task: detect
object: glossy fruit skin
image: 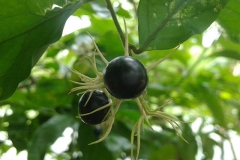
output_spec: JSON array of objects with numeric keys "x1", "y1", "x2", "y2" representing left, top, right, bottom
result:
[
  {"x1": 103, "y1": 56, "x2": 148, "y2": 99},
  {"x1": 78, "y1": 90, "x2": 110, "y2": 125}
]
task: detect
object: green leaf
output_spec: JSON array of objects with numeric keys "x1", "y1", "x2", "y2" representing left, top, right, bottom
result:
[
  {"x1": 31, "y1": 78, "x2": 73, "y2": 108},
  {"x1": 138, "y1": 0, "x2": 230, "y2": 51},
  {"x1": 26, "y1": 0, "x2": 78, "y2": 16},
  {"x1": 77, "y1": 122, "x2": 114, "y2": 160},
  {"x1": 98, "y1": 30, "x2": 124, "y2": 59},
  {"x1": 28, "y1": 115, "x2": 74, "y2": 160},
  {"x1": 209, "y1": 50, "x2": 240, "y2": 60},
  {"x1": 0, "y1": 0, "x2": 89, "y2": 100},
  {"x1": 7, "y1": 114, "x2": 29, "y2": 151},
  {"x1": 116, "y1": 5, "x2": 132, "y2": 18},
  {"x1": 201, "y1": 133, "x2": 218, "y2": 159},
  {"x1": 148, "y1": 144, "x2": 177, "y2": 160},
  {"x1": 200, "y1": 87, "x2": 226, "y2": 127},
  {"x1": 178, "y1": 124, "x2": 198, "y2": 160},
  {"x1": 218, "y1": 35, "x2": 240, "y2": 53},
  {"x1": 218, "y1": 0, "x2": 240, "y2": 42}
]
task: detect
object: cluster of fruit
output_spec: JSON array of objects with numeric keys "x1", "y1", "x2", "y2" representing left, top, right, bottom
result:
[{"x1": 70, "y1": 22, "x2": 184, "y2": 159}]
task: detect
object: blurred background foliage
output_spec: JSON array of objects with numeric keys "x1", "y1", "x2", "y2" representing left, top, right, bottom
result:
[{"x1": 1, "y1": 0, "x2": 240, "y2": 160}]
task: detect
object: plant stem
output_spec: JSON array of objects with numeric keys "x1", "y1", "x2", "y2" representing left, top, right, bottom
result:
[{"x1": 105, "y1": 0, "x2": 125, "y2": 47}]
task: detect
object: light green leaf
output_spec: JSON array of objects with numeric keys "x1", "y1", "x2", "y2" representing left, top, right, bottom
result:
[
  {"x1": 148, "y1": 144, "x2": 177, "y2": 160},
  {"x1": 209, "y1": 50, "x2": 240, "y2": 60},
  {"x1": 218, "y1": 35, "x2": 240, "y2": 53},
  {"x1": 218, "y1": 0, "x2": 240, "y2": 42},
  {"x1": 138, "y1": 0, "x2": 230, "y2": 51},
  {"x1": 0, "y1": 0, "x2": 89, "y2": 100},
  {"x1": 201, "y1": 87, "x2": 226, "y2": 127},
  {"x1": 28, "y1": 115, "x2": 74, "y2": 160}
]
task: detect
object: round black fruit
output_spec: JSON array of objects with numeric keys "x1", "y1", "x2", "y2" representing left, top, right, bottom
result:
[
  {"x1": 103, "y1": 56, "x2": 148, "y2": 99},
  {"x1": 79, "y1": 90, "x2": 110, "y2": 125}
]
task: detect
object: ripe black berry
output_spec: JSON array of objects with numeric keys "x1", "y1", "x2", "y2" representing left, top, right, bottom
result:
[
  {"x1": 79, "y1": 90, "x2": 110, "y2": 125},
  {"x1": 103, "y1": 56, "x2": 148, "y2": 99}
]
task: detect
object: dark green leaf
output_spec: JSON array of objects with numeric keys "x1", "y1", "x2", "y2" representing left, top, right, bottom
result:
[
  {"x1": 138, "y1": 0, "x2": 230, "y2": 51},
  {"x1": 28, "y1": 115, "x2": 74, "y2": 160},
  {"x1": 7, "y1": 115, "x2": 29, "y2": 151},
  {"x1": 77, "y1": 122, "x2": 114, "y2": 160},
  {"x1": 26, "y1": 0, "x2": 80, "y2": 15},
  {"x1": 178, "y1": 124, "x2": 198, "y2": 160},
  {"x1": 0, "y1": 0, "x2": 89, "y2": 100},
  {"x1": 201, "y1": 133, "x2": 218, "y2": 159},
  {"x1": 32, "y1": 78, "x2": 73, "y2": 108}
]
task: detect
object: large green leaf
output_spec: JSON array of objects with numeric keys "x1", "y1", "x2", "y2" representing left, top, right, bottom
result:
[
  {"x1": 138, "y1": 0, "x2": 230, "y2": 51},
  {"x1": 28, "y1": 115, "x2": 75, "y2": 160},
  {"x1": 218, "y1": 0, "x2": 240, "y2": 42},
  {"x1": 0, "y1": 0, "x2": 89, "y2": 100}
]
